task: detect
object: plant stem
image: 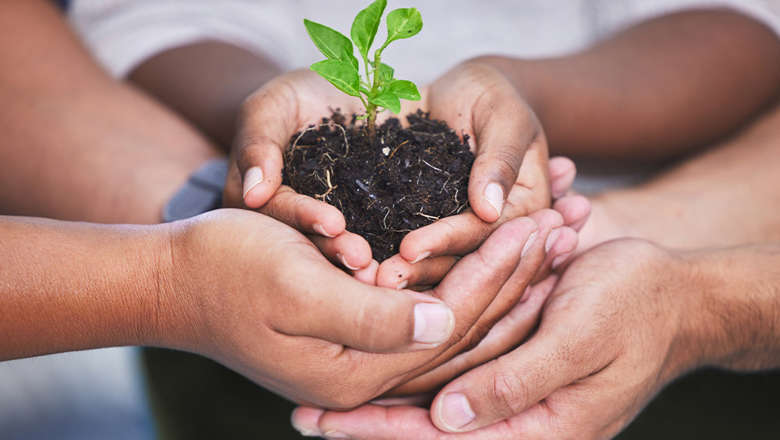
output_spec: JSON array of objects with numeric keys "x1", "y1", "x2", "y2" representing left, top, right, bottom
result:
[{"x1": 366, "y1": 103, "x2": 377, "y2": 140}]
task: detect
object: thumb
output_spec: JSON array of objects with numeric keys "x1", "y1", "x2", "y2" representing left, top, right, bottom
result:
[
  {"x1": 234, "y1": 80, "x2": 300, "y2": 208},
  {"x1": 236, "y1": 139, "x2": 285, "y2": 208},
  {"x1": 271, "y1": 264, "x2": 455, "y2": 353},
  {"x1": 430, "y1": 325, "x2": 583, "y2": 432},
  {"x1": 467, "y1": 74, "x2": 545, "y2": 223}
]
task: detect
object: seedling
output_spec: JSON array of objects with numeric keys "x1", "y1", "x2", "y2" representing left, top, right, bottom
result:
[{"x1": 304, "y1": 0, "x2": 422, "y2": 139}]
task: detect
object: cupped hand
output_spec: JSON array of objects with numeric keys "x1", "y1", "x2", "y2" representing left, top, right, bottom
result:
[
  {"x1": 159, "y1": 207, "x2": 557, "y2": 409},
  {"x1": 293, "y1": 239, "x2": 700, "y2": 439},
  {"x1": 375, "y1": 156, "x2": 586, "y2": 289},
  {"x1": 223, "y1": 69, "x2": 373, "y2": 272},
  {"x1": 374, "y1": 62, "x2": 552, "y2": 288},
  {"x1": 225, "y1": 62, "x2": 553, "y2": 280}
]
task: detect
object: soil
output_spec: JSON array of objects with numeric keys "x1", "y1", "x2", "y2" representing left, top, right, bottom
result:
[{"x1": 283, "y1": 110, "x2": 474, "y2": 262}]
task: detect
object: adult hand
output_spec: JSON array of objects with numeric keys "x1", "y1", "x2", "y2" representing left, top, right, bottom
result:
[
  {"x1": 157, "y1": 207, "x2": 556, "y2": 408},
  {"x1": 293, "y1": 239, "x2": 703, "y2": 438}
]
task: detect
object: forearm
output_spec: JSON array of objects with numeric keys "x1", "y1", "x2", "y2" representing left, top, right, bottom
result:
[
  {"x1": 585, "y1": 102, "x2": 780, "y2": 250},
  {"x1": 0, "y1": 1, "x2": 221, "y2": 224},
  {"x1": 0, "y1": 216, "x2": 167, "y2": 360},
  {"x1": 128, "y1": 41, "x2": 282, "y2": 149},
  {"x1": 684, "y1": 244, "x2": 780, "y2": 372},
  {"x1": 477, "y1": 9, "x2": 780, "y2": 160}
]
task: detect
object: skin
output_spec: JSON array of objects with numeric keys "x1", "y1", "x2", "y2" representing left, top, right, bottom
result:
[
  {"x1": 0, "y1": 209, "x2": 566, "y2": 407},
  {"x1": 192, "y1": 8, "x2": 779, "y2": 291},
  {"x1": 128, "y1": 41, "x2": 282, "y2": 149},
  {"x1": 478, "y1": 9, "x2": 780, "y2": 160},
  {"x1": 0, "y1": 1, "x2": 585, "y2": 409},
  {"x1": 292, "y1": 239, "x2": 780, "y2": 439},
  {"x1": 291, "y1": 82, "x2": 780, "y2": 440},
  {"x1": 0, "y1": 0, "x2": 221, "y2": 224},
  {"x1": 126, "y1": 10, "x2": 780, "y2": 163},
  {"x1": 0, "y1": 0, "x2": 585, "y2": 413},
  {"x1": 224, "y1": 65, "x2": 552, "y2": 287}
]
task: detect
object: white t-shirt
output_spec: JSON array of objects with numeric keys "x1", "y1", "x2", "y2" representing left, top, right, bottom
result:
[{"x1": 68, "y1": 0, "x2": 780, "y2": 82}]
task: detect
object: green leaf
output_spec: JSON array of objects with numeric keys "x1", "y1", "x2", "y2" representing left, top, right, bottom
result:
[
  {"x1": 304, "y1": 19, "x2": 359, "y2": 69},
  {"x1": 310, "y1": 59, "x2": 361, "y2": 97},
  {"x1": 351, "y1": 0, "x2": 386, "y2": 59},
  {"x1": 389, "y1": 80, "x2": 420, "y2": 100},
  {"x1": 369, "y1": 90, "x2": 401, "y2": 114},
  {"x1": 376, "y1": 63, "x2": 394, "y2": 83},
  {"x1": 385, "y1": 8, "x2": 423, "y2": 44}
]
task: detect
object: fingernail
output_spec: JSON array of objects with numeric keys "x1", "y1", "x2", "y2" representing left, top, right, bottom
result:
[
  {"x1": 242, "y1": 166, "x2": 263, "y2": 198},
  {"x1": 324, "y1": 431, "x2": 351, "y2": 439},
  {"x1": 397, "y1": 280, "x2": 409, "y2": 290},
  {"x1": 293, "y1": 426, "x2": 322, "y2": 437},
  {"x1": 440, "y1": 392, "x2": 476, "y2": 431},
  {"x1": 411, "y1": 251, "x2": 431, "y2": 264},
  {"x1": 552, "y1": 251, "x2": 573, "y2": 270},
  {"x1": 413, "y1": 303, "x2": 454, "y2": 344},
  {"x1": 313, "y1": 223, "x2": 335, "y2": 238},
  {"x1": 521, "y1": 231, "x2": 538, "y2": 258},
  {"x1": 545, "y1": 228, "x2": 561, "y2": 252},
  {"x1": 291, "y1": 418, "x2": 321, "y2": 437},
  {"x1": 484, "y1": 183, "x2": 504, "y2": 218},
  {"x1": 336, "y1": 252, "x2": 359, "y2": 270}
]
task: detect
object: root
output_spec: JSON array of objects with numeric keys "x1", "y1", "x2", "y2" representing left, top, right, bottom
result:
[{"x1": 315, "y1": 168, "x2": 338, "y2": 200}]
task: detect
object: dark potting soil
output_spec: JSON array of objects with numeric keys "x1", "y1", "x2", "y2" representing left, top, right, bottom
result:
[{"x1": 283, "y1": 110, "x2": 474, "y2": 262}]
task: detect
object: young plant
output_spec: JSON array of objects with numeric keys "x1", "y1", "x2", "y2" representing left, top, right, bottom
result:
[{"x1": 304, "y1": 0, "x2": 422, "y2": 139}]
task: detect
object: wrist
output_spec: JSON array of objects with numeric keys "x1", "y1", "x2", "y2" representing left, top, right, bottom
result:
[
  {"x1": 140, "y1": 221, "x2": 202, "y2": 352},
  {"x1": 682, "y1": 246, "x2": 780, "y2": 371}
]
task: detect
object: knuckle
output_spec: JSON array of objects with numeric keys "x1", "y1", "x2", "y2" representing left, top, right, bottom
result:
[
  {"x1": 459, "y1": 323, "x2": 492, "y2": 353},
  {"x1": 476, "y1": 149, "x2": 522, "y2": 185},
  {"x1": 354, "y1": 299, "x2": 404, "y2": 350},
  {"x1": 490, "y1": 365, "x2": 529, "y2": 417}
]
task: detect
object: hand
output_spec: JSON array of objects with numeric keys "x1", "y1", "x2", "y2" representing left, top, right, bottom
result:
[
  {"x1": 374, "y1": 156, "x2": 585, "y2": 289},
  {"x1": 223, "y1": 69, "x2": 374, "y2": 272},
  {"x1": 156, "y1": 207, "x2": 556, "y2": 408},
  {"x1": 374, "y1": 61, "x2": 551, "y2": 289},
  {"x1": 224, "y1": 62, "x2": 552, "y2": 279},
  {"x1": 293, "y1": 239, "x2": 702, "y2": 439}
]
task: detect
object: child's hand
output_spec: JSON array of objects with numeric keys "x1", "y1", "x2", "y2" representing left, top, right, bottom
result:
[
  {"x1": 374, "y1": 62, "x2": 558, "y2": 289},
  {"x1": 223, "y1": 70, "x2": 375, "y2": 272},
  {"x1": 224, "y1": 63, "x2": 560, "y2": 286}
]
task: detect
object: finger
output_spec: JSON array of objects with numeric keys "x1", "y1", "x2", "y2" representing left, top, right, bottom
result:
[
  {"x1": 553, "y1": 194, "x2": 591, "y2": 232},
  {"x1": 548, "y1": 156, "x2": 577, "y2": 199},
  {"x1": 290, "y1": 407, "x2": 325, "y2": 438},
  {"x1": 430, "y1": 327, "x2": 585, "y2": 432},
  {"x1": 389, "y1": 275, "x2": 557, "y2": 396},
  {"x1": 430, "y1": 216, "x2": 538, "y2": 329},
  {"x1": 316, "y1": 404, "x2": 446, "y2": 440},
  {"x1": 467, "y1": 80, "x2": 543, "y2": 224},
  {"x1": 315, "y1": 404, "x2": 528, "y2": 440},
  {"x1": 398, "y1": 210, "x2": 491, "y2": 263},
  {"x1": 370, "y1": 393, "x2": 433, "y2": 407},
  {"x1": 260, "y1": 185, "x2": 346, "y2": 237},
  {"x1": 398, "y1": 151, "x2": 549, "y2": 264},
  {"x1": 531, "y1": 225, "x2": 577, "y2": 284},
  {"x1": 309, "y1": 231, "x2": 373, "y2": 271},
  {"x1": 376, "y1": 254, "x2": 457, "y2": 290},
  {"x1": 235, "y1": 81, "x2": 299, "y2": 208},
  {"x1": 437, "y1": 209, "x2": 560, "y2": 352},
  {"x1": 272, "y1": 264, "x2": 456, "y2": 352},
  {"x1": 341, "y1": 217, "x2": 539, "y2": 385},
  {"x1": 352, "y1": 259, "x2": 379, "y2": 285}
]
